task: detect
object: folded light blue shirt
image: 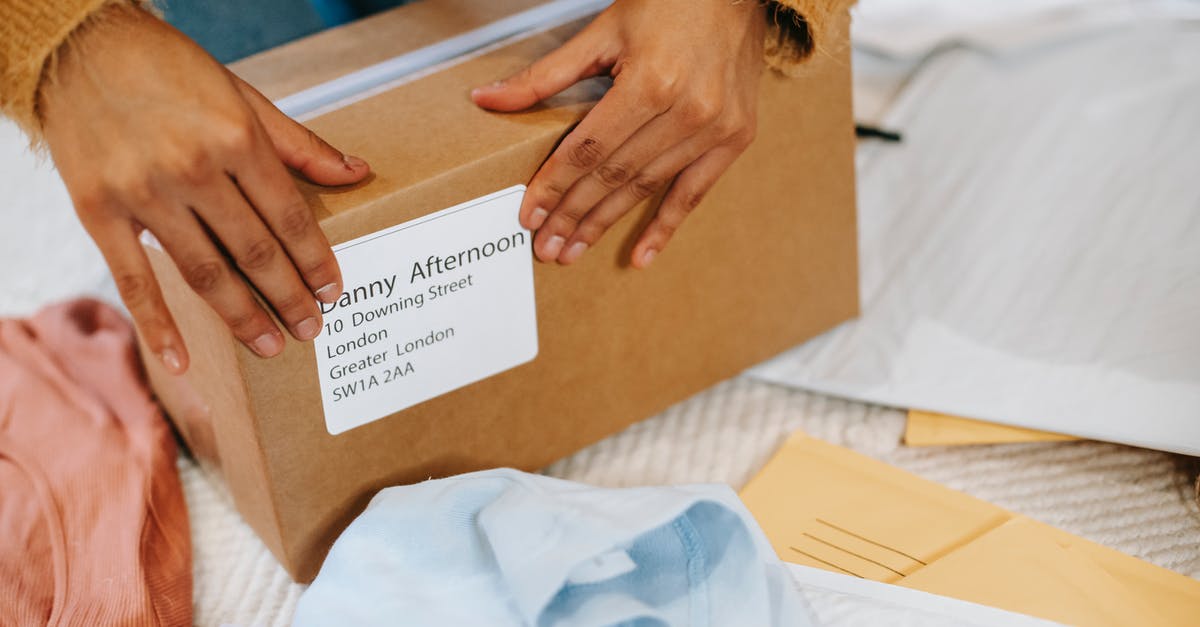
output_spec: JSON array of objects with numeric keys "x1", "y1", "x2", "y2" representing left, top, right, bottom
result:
[{"x1": 294, "y1": 468, "x2": 812, "y2": 626}]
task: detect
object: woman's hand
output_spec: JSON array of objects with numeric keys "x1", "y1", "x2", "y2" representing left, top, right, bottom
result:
[
  {"x1": 39, "y1": 5, "x2": 370, "y2": 375},
  {"x1": 472, "y1": 0, "x2": 765, "y2": 268}
]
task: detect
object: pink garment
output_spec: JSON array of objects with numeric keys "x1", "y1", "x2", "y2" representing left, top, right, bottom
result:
[{"x1": 0, "y1": 299, "x2": 191, "y2": 626}]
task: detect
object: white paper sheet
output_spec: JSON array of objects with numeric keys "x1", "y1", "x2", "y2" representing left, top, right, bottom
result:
[
  {"x1": 749, "y1": 22, "x2": 1200, "y2": 454},
  {"x1": 789, "y1": 564, "x2": 1062, "y2": 627},
  {"x1": 852, "y1": 0, "x2": 1200, "y2": 58}
]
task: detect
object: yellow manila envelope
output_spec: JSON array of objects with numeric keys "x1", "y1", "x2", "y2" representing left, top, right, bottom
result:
[
  {"x1": 905, "y1": 410, "x2": 1079, "y2": 446},
  {"x1": 740, "y1": 432, "x2": 1200, "y2": 626},
  {"x1": 897, "y1": 518, "x2": 1160, "y2": 626}
]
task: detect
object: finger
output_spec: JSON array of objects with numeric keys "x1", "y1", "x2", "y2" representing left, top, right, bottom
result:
[
  {"x1": 557, "y1": 137, "x2": 708, "y2": 265},
  {"x1": 470, "y1": 24, "x2": 609, "y2": 112},
  {"x1": 192, "y1": 177, "x2": 324, "y2": 341},
  {"x1": 152, "y1": 207, "x2": 287, "y2": 358},
  {"x1": 232, "y1": 73, "x2": 371, "y2": 186},
  {"x1": 528, "y1": 95, "x2": 660, "y2": 260},
  {"x1": 526, "y1": 81, "x2": 670, "y2": 260},
  {"x1": 229, "y1": 127, "x2": 343, "y2": 305},
  {"x1": 547, "y1": 102, "x2": 724, "y2": 264},
  {"x1": 89, "y1": 219, "x2": 189, "y2": 375},
  {"x1": 632, "y1": 145, "x2": 745, "y2": 269}
]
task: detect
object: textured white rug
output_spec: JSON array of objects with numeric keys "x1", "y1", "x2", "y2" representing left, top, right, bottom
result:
[{"x1": 185, "y1": 377, "x2": 1200, "y2": 625}]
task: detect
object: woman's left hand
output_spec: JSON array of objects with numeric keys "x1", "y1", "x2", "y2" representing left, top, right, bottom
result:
[{"x1": 471, "y1": 0, "x2": 766, "y2": 268}]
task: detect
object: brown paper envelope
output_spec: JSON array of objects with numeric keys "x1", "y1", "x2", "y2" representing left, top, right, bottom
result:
[
  {"x1": 1036, "y1": 522, "x2": 1200, "y2": 627},
  {"x1": 740, "y1": 432, "x2": 1010, "y2": 582},
  {"x1": 897, "y1": 517, "x2": 1163, "y2": 627},
  {"x1": 740, "y1": 431, "x2": 1200, "y2": 625},
  {"x1": 905, "y1": 410, "x2": 1080, "y2": 446}
]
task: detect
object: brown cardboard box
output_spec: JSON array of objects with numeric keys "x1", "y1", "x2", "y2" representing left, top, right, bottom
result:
[{"x1": 142, "y1": 0, "x2": 858, "y2": 581}]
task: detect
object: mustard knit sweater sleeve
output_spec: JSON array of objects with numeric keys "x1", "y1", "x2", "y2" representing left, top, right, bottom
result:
[
  {"x1": 765, "y1": 0, "x2": 856, "y2": 75},
  {"x1": 0, "y1": 1, "x2": 852, "y2": 144},
  {"x1": 0, "y1": 0, "x2": 138, "y2": 142}
]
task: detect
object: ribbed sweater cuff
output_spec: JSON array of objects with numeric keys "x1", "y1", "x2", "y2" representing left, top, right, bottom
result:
[{"x1": 765, "y1": 0, "x2": 855, "y2": 76}]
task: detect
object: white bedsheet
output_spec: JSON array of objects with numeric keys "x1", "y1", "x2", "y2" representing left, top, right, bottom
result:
[
  {"x1": 790, "y1": 564, "x2": 1061, "y2": 627},
  {"x1": 750, "y1": 21, "x2": 1200, "y2": 454},
  {"x1": 852, "y1": 0, "x2": 1200, "y2": 58}
]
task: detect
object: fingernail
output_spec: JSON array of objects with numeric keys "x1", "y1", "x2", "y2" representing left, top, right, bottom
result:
[
  {"x1": 295, "y1": 317, "x2": 321, "y2": 341},
  {"x1": 251, "y1": 332, "x2": 284, "y2": 357},
  {"x1": 342, "y1": 154, "x2": 367, "y2": 171},
  {"x1": 471, "y1": 81, "x2": 505, "y2": 97},
  {"x1": 314, "y1": 283, "x2": 340, "y2": 303},
  {"x1": 161, "y1": 348, "x2": 182, "y2": 374},
  {"x1": 543, "y1": 235, "x2": 566, "y2": 260},
  {"x1": 641, "y1": 248, "x2": 658, "y2": 267},
  {"x1": 561, "y1": 241, "x2": 588, "y2": 265},
  {"x1": 529, "y1": 207, "x2": 549, "y2": 230}
]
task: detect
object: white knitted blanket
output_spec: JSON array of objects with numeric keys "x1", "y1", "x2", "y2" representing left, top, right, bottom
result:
[{"x1": 184, "y1": 379, "x2": 1200, "y2": 625}]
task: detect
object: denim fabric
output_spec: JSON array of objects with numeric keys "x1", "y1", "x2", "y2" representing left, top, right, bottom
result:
[
  {"x1": 294, "y1": 469, "x2": 812, "y2": 627},
  {"x1": 161, "y1": 0, "x2": 411, "y2": 63}
]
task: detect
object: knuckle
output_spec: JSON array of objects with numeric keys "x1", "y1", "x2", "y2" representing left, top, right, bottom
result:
[
  {"x1": 555, "y1": 203, "x2": 588, "y2": 224},
  {"x1": 216, "y1": 118, "x2": 256, "y2": 153},
  {"x1": 517, "y1": 64, "x2": 552, "y2": 101},
  {"x1": 713, "y1": 115, "x2": 743, "y2": 141},
  {"x1": 640, "y1": 75, "x2": 679, "y2": 108},
  {"x1": 112, "y1": 175, "x2": 157, "y2": 208},
  {"x1": 539, "y1": 179, "x2": 568, "y2": 203},
  {"x1": 594, "y1": 161, "x2": 631, "y2": 188},
  {"x1": 171, "y1": 149, "x2": 212, "y2": 186},
  {"x1": 294, "y1": 128, "x2": 332, "y2": 167},
  {"x1": 183, "y1": 260, "x2": 225, "y2": 294},
  {"x1": 138, "y1": 313, "x2": 173, "y2": 341},
  {"x1": 272, "y1": 290, "x2": 313, "y2": 320},
  {"x1": 238, "y1": 238, "x2": 278, "y2": 271},
  {"x1": 72, "y1": 188, "x2": 111, "y2": 220},
  {"x1": 680, "y1": 189, "x2": 706, "y2": 214},
  {"x1": 304, "y1": 128, "x2": 328, "y2": 153},
  {"x1": 114, "y1": 272, "x2": 156, "y2": 309},
  {"x1": 734, "y1": 124, "x2": 758, "y2": 149},
  {"x1": 276, "y1": 201, "x2": 315, "y2": 240},
  {"x1": 572, "y1": 222, "x2": 606, "y2": 245},
  {"x1": 514, "y1": 65, "x2": 535, "y2": 85},
  {"x1": 226, "y1": 309, "x2": 263, "y2": 337},
  {"x1": 300, "y1": 255, "x2": 338, "y2": 283},
  {"x1": 681, "y1": 97, "x2": 722, "y2": 127},
  {"x1": 567, "y1": 136, "x2": 604, "y2": 169},
  {"x1": 720, "y1": 109, "x2": 757, "y2": 146},
  {"x1": 628, "y1": 175, "x2": 663, "y2": 201}
]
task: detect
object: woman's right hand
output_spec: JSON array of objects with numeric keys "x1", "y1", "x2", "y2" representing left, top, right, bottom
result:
[{"x1": 38, "y1": 4, "x2": 369, "y2": 375}]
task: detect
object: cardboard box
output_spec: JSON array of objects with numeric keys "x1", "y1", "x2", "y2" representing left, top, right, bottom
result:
[{"x1": 142, "y1": 0, "x2": 858, "y2": 581}]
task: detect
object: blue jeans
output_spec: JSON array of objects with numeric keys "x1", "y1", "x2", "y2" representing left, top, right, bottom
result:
[{"x1": 162, "y1": 0, "x2": 409, "y2": 63}]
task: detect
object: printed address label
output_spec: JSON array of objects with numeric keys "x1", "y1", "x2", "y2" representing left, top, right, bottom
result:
[{"x1": 314, "y1": 185, "x2": 538, "y2": 435}]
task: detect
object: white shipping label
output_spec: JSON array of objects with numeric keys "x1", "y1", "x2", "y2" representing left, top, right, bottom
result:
[{"x1": 314, "y1": 185, "x2": 537, "y2": 435}]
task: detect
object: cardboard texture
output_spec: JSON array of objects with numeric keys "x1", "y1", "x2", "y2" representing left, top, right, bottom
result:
[
  {"x1": 140, "y1": 1, "x2": 858, "y2": 581},
  {"x1": 905, "y1": 410, "x2": 1079, "y2": 446},
  {"x1": 740, "y1": 432, "x2": 1200, "y2": 626}
]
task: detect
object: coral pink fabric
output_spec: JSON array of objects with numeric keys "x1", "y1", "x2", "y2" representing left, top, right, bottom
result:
[{"x1": 0, "y1": 299, "x2": 190, "y2": 626}]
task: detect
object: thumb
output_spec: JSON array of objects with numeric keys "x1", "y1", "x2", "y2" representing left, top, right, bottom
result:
[
  {"x1": 232, "y1": 74, "x2": 371, "y2": 186},
  {"x1": 471, "y1": 28, "x2": 607, "y2": 112}
]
